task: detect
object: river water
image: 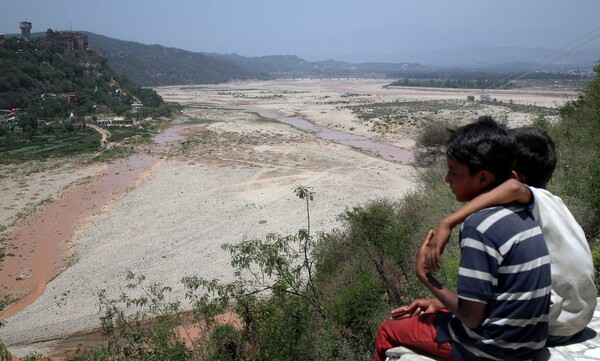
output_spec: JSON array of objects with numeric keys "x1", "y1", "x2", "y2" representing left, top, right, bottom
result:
[{"x1": 227, "y1": 105, "x2": 415, "y2": 164}]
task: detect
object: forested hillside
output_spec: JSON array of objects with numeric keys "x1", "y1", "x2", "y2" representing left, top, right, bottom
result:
[
  {"x1": 0, "y1": 36, "x2": 164, "y2": 116},
  {"x1": 0, "y1": 36, "x2": 173, "y2": 159},
  {"x1": 85, "y1": 32, "x2": 429, "y2": 85},
  {"x1": 86, "y1": 33, "x2": 269, "y2": 86}
]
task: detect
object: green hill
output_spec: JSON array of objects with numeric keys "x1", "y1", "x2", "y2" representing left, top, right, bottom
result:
[
  {"x1": 0, "y1": 36, "x2": 164, "y2": 116},
  {"x1": 86, "y1": 33, "x2": 269, "y2": 86},
  {"x1": 0, "y1": 35, "x2": 175, "y2": 160},
  {"x1": 84, "y1": 32, "x2": 429, "y2": 86}
]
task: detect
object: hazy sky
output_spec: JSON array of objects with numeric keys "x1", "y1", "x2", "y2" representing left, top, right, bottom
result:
[{"x1": 2, "y1": 0, "x2": 600, "y2": 61}]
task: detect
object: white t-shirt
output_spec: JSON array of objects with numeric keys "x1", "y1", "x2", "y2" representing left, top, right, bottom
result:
[{"x1": 529, "y1": 186, "x2": 597, "y2": 336}]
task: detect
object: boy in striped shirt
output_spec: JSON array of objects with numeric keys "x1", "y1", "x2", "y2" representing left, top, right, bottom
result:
[
  {"x1": 425, "y1": 126, "x2": 596, "y2": 346},
  {"x1": 374, "y1": 116, "x2": 552, "y2": 361}
]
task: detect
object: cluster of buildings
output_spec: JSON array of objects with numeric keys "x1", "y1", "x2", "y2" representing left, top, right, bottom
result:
[
  {"x1": 43, "y1": 28, "x2": 88, "y2": 52},
  {"x1": 15, "y1": 21, "x2": 88, "y2": 52}
]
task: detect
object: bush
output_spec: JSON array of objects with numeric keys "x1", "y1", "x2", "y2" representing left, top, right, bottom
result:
[
  {"x1": 236, "y1": 294, "x2": 316, "y2": 360},
  {"x1": 323, "y1": 267, "x2": 384, "y2": 346},
  {"x1": 0, "y1": 335, "x2": 11, "y2": 361},
  {"x1": 333, "y1": 199, "x2": 422, "y2": 305},
  {"x1": 207, "y1": 324, "x2": 240, "y2": 361},
  {"x1": 548, "y1": 65, "x2": 600, "y2": 239},
  {"x1": 414, "y1": 121, "x2": 453, "y2": 165}
]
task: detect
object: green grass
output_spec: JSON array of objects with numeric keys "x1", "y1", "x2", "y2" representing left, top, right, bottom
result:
[
  {"x1": 106, "y1": 125, "x2": 157, "y2": 143},
  {"x1": 186, "y1": 104, "x2": 280, "y2": 124},
  {"x1": 91, "y1": 146, "x2": 136, "y2": 162},
  {"x1": 0, "y1": 129, "x2": 101, "y2": 160},
  {"x1": 185, "y1": 117, "x2": 220, "y2": 125}
]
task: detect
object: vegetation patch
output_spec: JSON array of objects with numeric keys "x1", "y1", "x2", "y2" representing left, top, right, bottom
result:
[
  {"x1": 102, "y1": 124, "x2": 157, "y2": 144},
  {"x1": 0, "y1": 124, "x2": 100, "y2": 160},
  {"x1": 387, "y1": 75, "x2": 589, "y2": 90},
  {"x1": 479, "y1": 98, "x2": 559, "y2": 116},
  {"x1": 184, "y1": 104, "x2": 277, "y2": 125},
  {"x1": 184, "y1": 117, "x2": 219, "y2": 125},
  {"x1": 91, "y1": 146, "x2": 136, "y2": 162}
]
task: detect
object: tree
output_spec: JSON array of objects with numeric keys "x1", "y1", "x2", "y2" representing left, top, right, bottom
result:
[
  {"x1": 138, "y1": 88, "x2": 164, "y2": 108},
  {"x1": 40, "y1": 97, "x2": 69, "y2": 120}
]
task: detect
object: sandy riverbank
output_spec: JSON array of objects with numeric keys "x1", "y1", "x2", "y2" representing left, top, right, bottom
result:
[
  {"x1": 0, "y1": 79, "x2": 575, "y2": 357},
  {"x1": 159, "y1": 78, "x2": 575, "y2": 145}
]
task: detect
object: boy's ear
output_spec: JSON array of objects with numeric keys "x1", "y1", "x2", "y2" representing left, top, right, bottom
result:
[
  {"x1": 511, "y1": 171, "x2": 528, "y2": 183},
  {"x1": 477, "y1": 170, "x2": 496, "y2": 188}
]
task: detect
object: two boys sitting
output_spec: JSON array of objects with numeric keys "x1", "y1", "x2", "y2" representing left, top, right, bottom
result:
[{"x1": 374, "y1": 116, "x2": 596, "y2": 361}]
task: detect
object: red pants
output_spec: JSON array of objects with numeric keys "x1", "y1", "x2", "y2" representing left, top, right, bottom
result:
[{"x1": 374, "y1": 311, "x2": 453, "y2": 361}]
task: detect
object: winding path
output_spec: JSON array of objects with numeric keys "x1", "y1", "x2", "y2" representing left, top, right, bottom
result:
[{"x1": 87, "y1": 123, "x2": 112, "y2": 149}]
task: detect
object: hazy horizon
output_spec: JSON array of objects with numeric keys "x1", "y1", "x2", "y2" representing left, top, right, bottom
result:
[{"x1": 2, "y1": 0, "x2": 600, "y2": 63}]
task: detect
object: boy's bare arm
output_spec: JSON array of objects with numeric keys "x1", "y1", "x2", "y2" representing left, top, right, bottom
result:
[
  {"x1": 418, "y1": 231, "x2": 486, "y2": 329},
  {"x1": 425, "y1": 179, "x2": 532, "y2": 271}
]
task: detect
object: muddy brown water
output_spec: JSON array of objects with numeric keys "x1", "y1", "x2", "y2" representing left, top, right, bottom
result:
[{"x1": 0, "y1": 154, "x2": 159, "y2": 319}]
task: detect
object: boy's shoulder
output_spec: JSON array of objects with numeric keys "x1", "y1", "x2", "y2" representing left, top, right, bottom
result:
[
  {"x1": 463, "y1": 204, "x2": 534, "y2": 235},
  {"x1": 528, "y1": 186, "x2": 558, "y2": 200},
  {"x1": 465, "y1": 204, "x2": 528, "y2": 223},
  {"x1": 528, "y1": 185, "x2": 585, "y2": 234},
  {"x1": 528, "y1": 186, "x2": 569, "y2": 211}
]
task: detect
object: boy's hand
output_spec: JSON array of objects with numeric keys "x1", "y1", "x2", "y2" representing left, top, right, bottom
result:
[
  {"x1": 390, "y1": 298, "x2": 440, "y2": 319},
  {"x1": 425, "y1": 222, "x2": 453, "y2": 272},
  {"x1": 416, "y1": 230, "x2": 434, "y2": 282}
]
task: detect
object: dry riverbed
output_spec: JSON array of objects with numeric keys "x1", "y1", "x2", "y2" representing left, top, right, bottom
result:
[{"x1": 0, "y1": 79, "x2": 575, "y2": 357}]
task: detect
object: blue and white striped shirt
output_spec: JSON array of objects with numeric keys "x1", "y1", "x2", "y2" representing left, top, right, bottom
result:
[{"x1": 449, "y1": 205, "x2": 551, "y2": 361}]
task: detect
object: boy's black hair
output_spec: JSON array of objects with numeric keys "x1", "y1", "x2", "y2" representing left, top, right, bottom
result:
[
  {"x1": 510, "y1": 127, "x2": 557, "y2": 188},
  {"x1": 446, "y1": 116, "x2": 517, "y2": 186}
]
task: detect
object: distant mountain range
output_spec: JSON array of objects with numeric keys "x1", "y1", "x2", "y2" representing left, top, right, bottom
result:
[
  {"x1": 83, "y1": 33, "x2": 428, "y2": 86},
  {"x1": 85, "y1": 34, "x2": 600, "y2": 86},
  {"x1": 14, "y1": 31, "x2": 600, "y2": 86},
  {"x1": 372, "y1": 46, "x2": 600, "y2": 68}
]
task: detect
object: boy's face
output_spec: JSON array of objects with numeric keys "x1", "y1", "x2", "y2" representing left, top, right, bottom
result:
[{"x1": 445, "y1": 156, "x2": 493, "y2": 202}]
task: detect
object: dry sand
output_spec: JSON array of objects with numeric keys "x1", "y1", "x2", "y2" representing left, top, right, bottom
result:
[{"x1": 0, "y1": 79, "x2": 575, "y2": 357}]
